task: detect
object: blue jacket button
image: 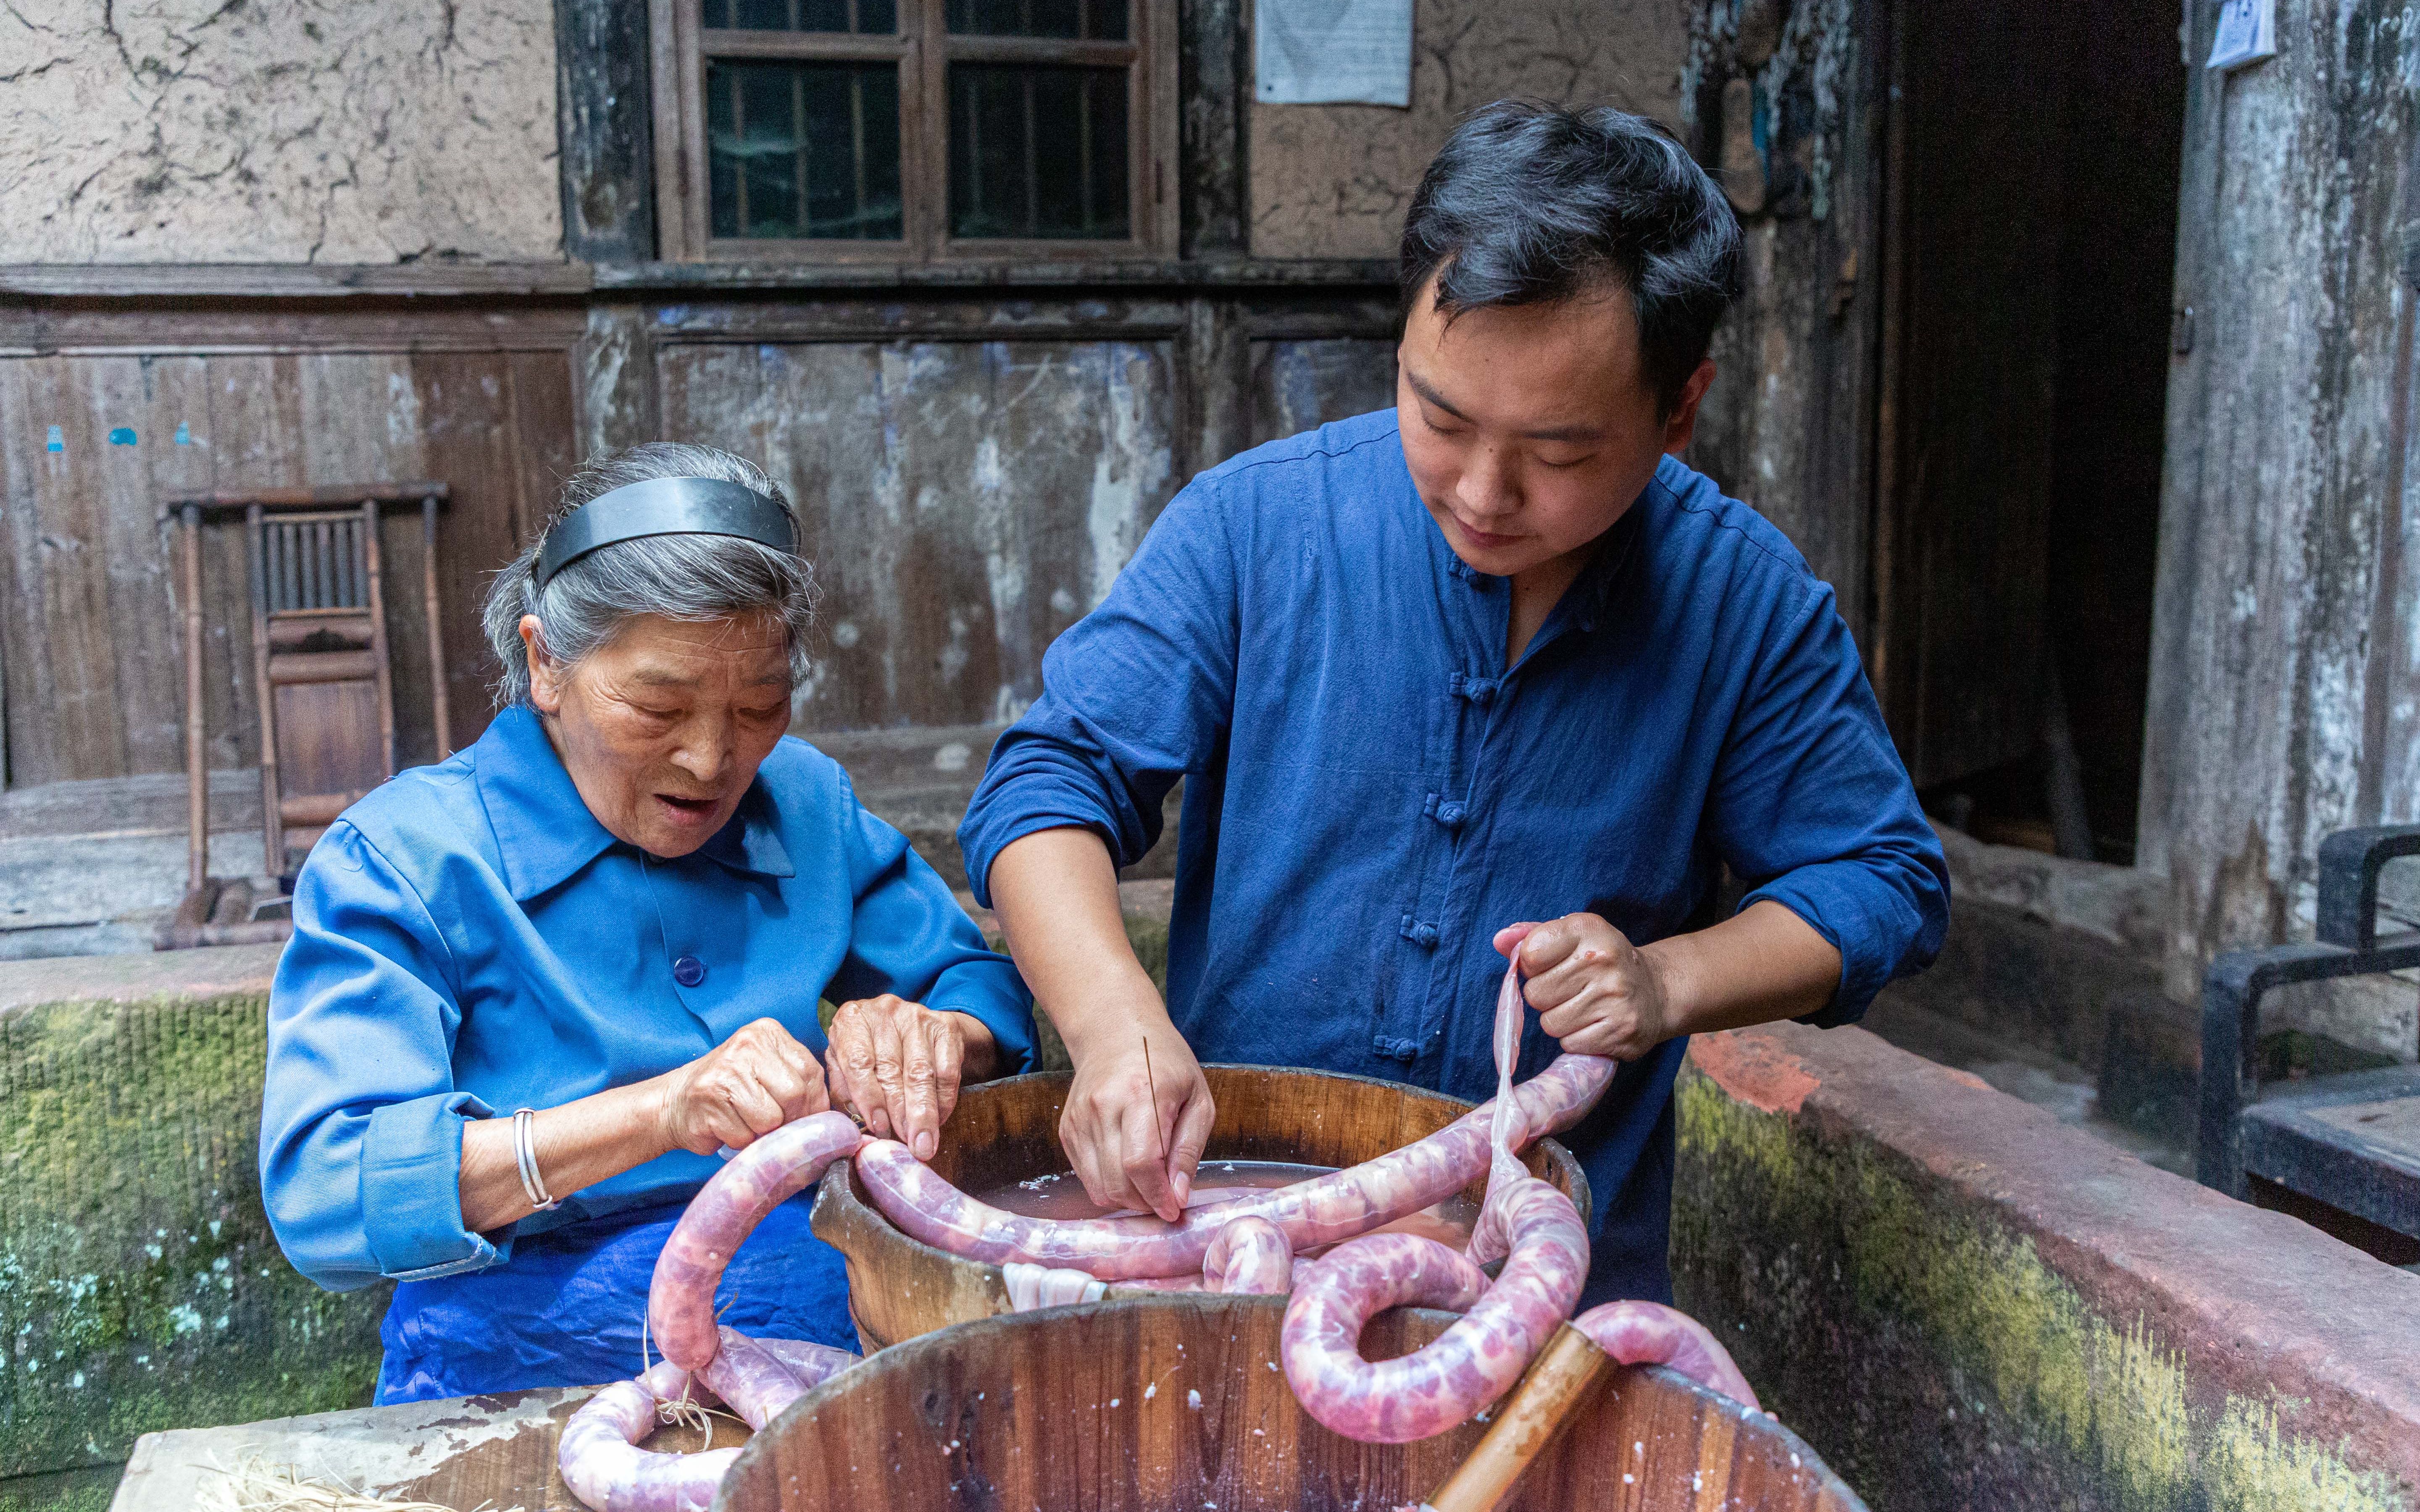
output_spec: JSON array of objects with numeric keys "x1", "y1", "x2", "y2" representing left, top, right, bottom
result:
[
  {"x1": 1436, "y1": 801, "x2": 1467, "y2": 830},
  {"x1": 673, "y1": 955, "x2": 707, "y2": 988}
]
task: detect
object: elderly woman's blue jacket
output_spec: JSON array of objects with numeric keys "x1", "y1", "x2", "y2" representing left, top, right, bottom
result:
[{"x1": 260, "y1": 704, "x2": 1036, "y2": 1293}]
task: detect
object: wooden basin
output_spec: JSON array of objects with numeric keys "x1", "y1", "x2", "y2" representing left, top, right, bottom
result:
[
  {"x1": 712, "y1": 1293, "x2": 1866, "y2": 1512},
  {"x1": 810, "y1": 1063, "x2": 1590, "y2": 1352}
]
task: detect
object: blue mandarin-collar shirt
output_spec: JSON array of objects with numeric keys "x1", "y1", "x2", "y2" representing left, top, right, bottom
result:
[
  {"x1": 263, "y1": 704, "x2": 1036, "y2": 1294},
  {"x1": 960, "y1": 410, "x2": 1948, "y2": 1305}
]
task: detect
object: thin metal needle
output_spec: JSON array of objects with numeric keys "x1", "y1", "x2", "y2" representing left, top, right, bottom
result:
[{"x1": 1142, "y1": 1035, "x2": 1167, "y2": 1166}]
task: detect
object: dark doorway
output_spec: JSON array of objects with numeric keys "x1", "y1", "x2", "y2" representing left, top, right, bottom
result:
[{"x1": 1874, "y1": 0, "x2": 2185, "y2": 863}]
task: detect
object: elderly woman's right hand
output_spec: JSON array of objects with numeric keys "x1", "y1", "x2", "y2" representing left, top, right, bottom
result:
[{"x1": 654, "y1": 1018, "x2": 833, "y2": 1156}]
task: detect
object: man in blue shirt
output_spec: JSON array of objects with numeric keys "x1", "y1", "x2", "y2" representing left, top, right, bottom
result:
[{"x1": 958, "y1": 101, "x2": 1948, "y2": 1305}]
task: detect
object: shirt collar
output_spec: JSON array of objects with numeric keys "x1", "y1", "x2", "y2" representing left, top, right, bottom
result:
[
  {"x1": 1568, "y1": 483, "x2": 1650, "y2": 631},
  {"x1": 472, "y1": 706, "x2": 794, "y2": 901},
  {"x1": 693, "y1": 782, "x2": 795, "y2": 880}
]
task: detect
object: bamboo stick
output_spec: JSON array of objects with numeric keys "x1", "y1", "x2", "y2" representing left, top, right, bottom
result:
[{"x1": 1420, "y1": 1323, "x2": 1611, "y2": 1512}]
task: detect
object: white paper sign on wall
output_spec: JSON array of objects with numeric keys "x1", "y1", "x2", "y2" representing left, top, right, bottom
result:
[
  {"x1": 2207, "y1": 0, "x2": 2277, "y2": 71},
  {"x1": 1255, "y1": 0, "x2": 1413, "y2": 107}
]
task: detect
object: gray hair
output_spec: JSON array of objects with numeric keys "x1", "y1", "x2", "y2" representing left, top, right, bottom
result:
[{"x1": 483, "y1": 443, "x2": 816, "y2": 709}]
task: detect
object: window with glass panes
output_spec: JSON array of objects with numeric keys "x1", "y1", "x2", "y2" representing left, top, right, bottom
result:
[{"x1": 653, "y1": 0, "x2": 1171, "y2": 258}]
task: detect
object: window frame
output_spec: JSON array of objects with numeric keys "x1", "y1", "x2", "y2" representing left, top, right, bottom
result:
[{"x1": 650, "y1": 0, "x2": 1177, "y2": 263}]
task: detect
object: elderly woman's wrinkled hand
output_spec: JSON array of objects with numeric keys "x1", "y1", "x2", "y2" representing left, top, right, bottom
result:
[
  {"x1": 654, "y1": 1017, "x2": 834, "y2": 1156},
  {"x1": 826, "y1": 995, "x2": 1000, "y2": 1162}
]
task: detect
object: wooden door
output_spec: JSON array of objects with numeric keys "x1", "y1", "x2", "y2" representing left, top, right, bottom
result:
[{"x1": 1869, "y1": 0, "x2": 2068, "y2": 788}]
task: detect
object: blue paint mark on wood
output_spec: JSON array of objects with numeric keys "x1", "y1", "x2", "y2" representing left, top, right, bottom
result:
[
  {"x1": 108, "y1": 427, "x2": 138, "y2": 446},
  {"x1": 45, "y1": 425, "x2": 63, "y2": 453},
  {"x1": 175, "y1": 423, "x2": 192, "y2": 446}
]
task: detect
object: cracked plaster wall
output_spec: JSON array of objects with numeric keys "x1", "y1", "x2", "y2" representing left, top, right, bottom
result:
[
  {"x1": 1247, "y1": 0, "x2": 1687, "y2": 260},
  {"x1": 0, "y1": 0, "x2": 562, "y2": 265}
]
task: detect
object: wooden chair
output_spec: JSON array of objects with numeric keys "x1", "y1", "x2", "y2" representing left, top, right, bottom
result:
[
  {"x1": 2198, "y1": 824, "x2": 2420, "y2": 1245},
  {"x1": 157, "y1": 484, "x2": 450, "y2": 948}
]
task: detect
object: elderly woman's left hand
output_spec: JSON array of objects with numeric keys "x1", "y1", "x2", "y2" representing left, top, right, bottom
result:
[{"x1": 826, "y1": 995, "x2": 1001, "y2": 1161}]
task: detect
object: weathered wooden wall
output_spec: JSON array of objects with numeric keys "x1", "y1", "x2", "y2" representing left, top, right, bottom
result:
[
  {"x1": 2139, "y1": 0, "x2": 2420, "y2": 1002},
  {"x1": 0, "y1": 310, "x2": 581, "y2": 788},
  {"x1": 1679, "y1": 0, "x2": 1881, "y2": 640},
  {"x1": 0, "y1": 282, "x2": 1397, "y2": 792},
  {"x1": 657, "y1": 322, "x2": 1182, "y2": 730},
  {"x1": 1252, "y1": 337, "x2": 1397, "y2": 446},
  {"x1": 578, "y1": 284, "x2": 1399, "y2": 735}
]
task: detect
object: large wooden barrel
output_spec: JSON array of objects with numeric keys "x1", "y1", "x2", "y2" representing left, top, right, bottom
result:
[
  {"x1": 713, "y1": 1293, "x2": 1865, "y2": 1512},
  {"x1": 810, "y1": 1064, "x2": 1589, "y2": 1352}
]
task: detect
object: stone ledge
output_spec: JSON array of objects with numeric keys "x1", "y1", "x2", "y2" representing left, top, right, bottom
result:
[
  {"x1": 1675, "y1": 1020, "x2": 2420, "y2": 1510},
  {"x1": 0, "y1": 943, "x2": 280, "y2": 1017},
  {"x1": 1935, "y1": 821, "x2": 2169, "y2": 956}
]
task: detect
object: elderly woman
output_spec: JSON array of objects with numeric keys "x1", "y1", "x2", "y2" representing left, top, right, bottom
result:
[{"x1": 260, "y1": 443, "x2": 1034, "y2": 1402}]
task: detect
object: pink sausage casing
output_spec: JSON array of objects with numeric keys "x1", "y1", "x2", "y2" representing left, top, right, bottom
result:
[
  {"x1": 562, "y1": 1331, "x2": 857, "y2": 1512},
  {"x1": 557, "y1": 1360, "x2": 736, "y2": 1512},
  {"x1": 647, "y1": 1110, "x2": 866, "y2": 1372},
  {"x1": 1572, "y1": 1301, "x2": 1762, "y2": 1412},
  {"x1": 854, "y1": 1052, "x2": 1613, "y2": 1281},
  {"x1": 694, "y1": 1326, "x2": 858, "y2": 1429},
  {"x1": 1280, "y1": 1176, "x2": 1589, "y2": 1444},
  {"x1": 1202, "y1": 1214, "x2": 1294, "y2": 1294}
]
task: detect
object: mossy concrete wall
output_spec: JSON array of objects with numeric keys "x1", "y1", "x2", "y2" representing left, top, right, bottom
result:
[
  {"x1": 0, "y1": 889, "x2": 1170, "y2": 1512},
  {"x1": 1673, "y1": 1022, "x2": 2420, "y2": 1512},
  {"x1": 0, "y1": 947, "x2": 386, "y2": 1512}
]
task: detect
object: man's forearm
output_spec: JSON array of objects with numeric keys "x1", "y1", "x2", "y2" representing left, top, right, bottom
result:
[
  {"x1": 1643, "y1": 898, "x2": 1842, "y2": 1038},
  {"x1": 986, "y1": 827, "x2": 1172, "y2": 1053}
]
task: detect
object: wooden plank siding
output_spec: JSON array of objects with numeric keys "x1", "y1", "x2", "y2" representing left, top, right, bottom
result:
[
  {"x1": 0, "y1": 289, "x2": 1397, "y2": 789},
  {"x1": 657, "y1": 336, "x2": 1182, "y2": 731},
  {"x1": 1250, "y1": 337, "x2": 1397, "y2": 448},
  {"x1": 2139, "y1": 0, "x2": 2420, "y2": 997},
  {"x1": 1868, "y1": 0, "x2": 2067, "y2": 789},
  {"x1": 1679, "y1": 0, "x2": 1887, "y2": 659},
  {"x1": 0, "y1": 344, "x2": 579, "y2": 788}
]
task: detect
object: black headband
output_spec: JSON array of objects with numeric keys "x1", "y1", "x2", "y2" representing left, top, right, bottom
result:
[{"x1": 535, "y1": 477, "x2": 797, "y2": 590}]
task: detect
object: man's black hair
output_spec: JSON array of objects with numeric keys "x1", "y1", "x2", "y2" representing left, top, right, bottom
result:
[{"x1": 1401, "y1": 100, "x2": 1743, "y2": 416}]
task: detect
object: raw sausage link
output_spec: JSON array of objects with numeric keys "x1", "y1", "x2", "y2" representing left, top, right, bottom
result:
[
  {"x1": 1283, "y1": 1176, "x2": 1586, "y2": 1442},
  {"x1": 647, "y1": 1110, "x2": 867, "y2": 1371},
  {"x1": 1469, "y1": 957, "x2": 1531, "y2": 1265},
  {"x1": 751, "y1": 1333, "x2": 862, "y2": 1394},
  {"x1": 853, "y1": 1052, "x2": 1613, "y2": 1281},
  {"x1": 1202, "y1": 1215, "x2": 1294, "y2": 1294},
  {"x1": 695, "y1": 1326, "x2": 856, "y2": 1428},
  {"x1": 1571, "y1": 1301, "x2": 1762, "y2": 1412},
  {"x1": 557, "y1": 1361, "x2": 737, "y2": 1512},
  {"x1": 561, "y1": 1331, "x2": 857, "y2": 1512}
]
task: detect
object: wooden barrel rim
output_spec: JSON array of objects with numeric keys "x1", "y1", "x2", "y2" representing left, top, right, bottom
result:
[
  {"x1": 710, "y1": 1292, "x2": 1867, "y2": 1512},
  {"x1": 812, "y1": 1062, "x2": 1592, "y2": 1304}
]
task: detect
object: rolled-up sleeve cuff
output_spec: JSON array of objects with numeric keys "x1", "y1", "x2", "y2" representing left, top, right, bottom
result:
[
  {"x1": 1739, "y1": 863, "x2": 1927, "y2": 1028},
  {"x1": 959, "y1": 739, "x2": 1138, "y2": 908},
  {"x1": 962, "y1": 813, "x2": 1116, "y2": 910},
  {"x1": 362, "y1": 1091, "x2": 513, "y2": 1280}
]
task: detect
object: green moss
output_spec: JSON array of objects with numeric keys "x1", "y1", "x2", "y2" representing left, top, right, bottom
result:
[
  {"x1": 1675, "y1": 1070, "x2": 2410, "y2": 1512},
  {"x1": 0, "y1": 991, "x2": 383, "y2": 1481}
]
